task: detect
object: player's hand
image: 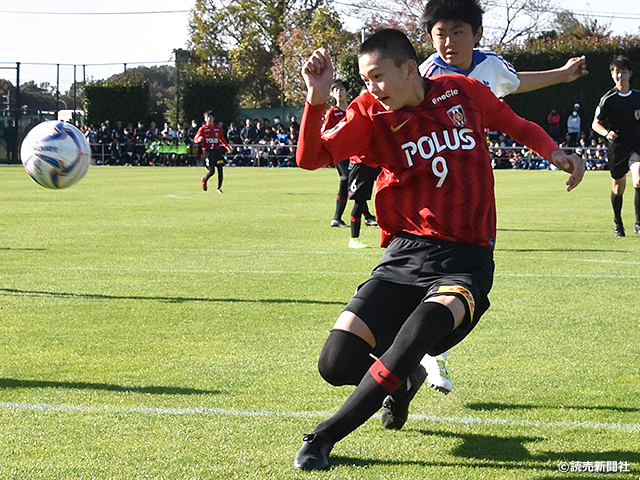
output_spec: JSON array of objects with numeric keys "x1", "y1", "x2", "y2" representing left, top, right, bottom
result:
[
  {"x1": 301, "y1": 48, "x2": 334, "y2": 106},
  {"x1": 562, "y1": 55, "x2": 588, "y2": 82},
  {"x1": 551, "y1": 150, "x2": 585, "y2": 191},
  {"x1": 606, "y1": 130, "x2": 618, "y2": 141}
]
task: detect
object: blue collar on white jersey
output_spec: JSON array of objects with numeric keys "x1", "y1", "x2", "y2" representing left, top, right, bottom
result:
[{"x1": 428, "y1": 49, "x2": 491, "y2": 75}]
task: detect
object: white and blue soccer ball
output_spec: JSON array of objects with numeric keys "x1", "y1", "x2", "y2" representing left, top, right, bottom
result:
[{"x1": 21, "y1": 120, "x2": 91, "y2": 189}]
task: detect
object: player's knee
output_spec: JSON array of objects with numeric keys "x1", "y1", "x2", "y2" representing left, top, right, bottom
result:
[{"x1": 318, "y1": 330, "x2": 373, "y2": 386}]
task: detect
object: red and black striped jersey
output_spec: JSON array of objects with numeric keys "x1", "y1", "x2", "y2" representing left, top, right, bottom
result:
[
  {"x1": 322, "y1": 106, "x2": 346, "y2": 132},
  {"x1": 194, "y1": 124, "x2": 230, "y2": 151},
  {"x1": 297, "y1": 75, "x2": 559, "y2": 249}
]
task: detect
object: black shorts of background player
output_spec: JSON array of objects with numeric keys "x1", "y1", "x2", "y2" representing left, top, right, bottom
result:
[
  {"x1": 347, "y1": 160, "x2": 380, "y2": 249},
  {"x1": 204, "y1": 149, "x2": 226, "y2": 190},
  {"x1": 592, "y1": 55, "x2": 640, "y2": 237}
]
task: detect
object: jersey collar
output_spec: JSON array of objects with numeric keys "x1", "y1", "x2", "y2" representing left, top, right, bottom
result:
[{"x1": 431, "y1": 49, "x2": 488, "y2": 76}]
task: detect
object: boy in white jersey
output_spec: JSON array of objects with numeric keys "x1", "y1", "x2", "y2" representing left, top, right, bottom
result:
[
  {"x1": 419, "y1": 0, "x2": 587, "y2": 98},
  {"x1": 379, "y1": 0, "x2": 589, "y2": 430}
]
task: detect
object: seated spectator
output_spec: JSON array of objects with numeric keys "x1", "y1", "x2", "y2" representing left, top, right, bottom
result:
[
  {"x1": 288, "y1": 115, "x2": 300, "y2": 133},
  {"x1": 492, "y1": 148, "x2": 511, "y2": 169},
  {"x1": 227, "y1": 122, "x2": 241, "y2": 146},
  {"x1": 146, "y1": 121, "x2": 159, "y2": 144},
  {"x1": 161, "y1": 122, "x2": 178, "y2": 140},
  {"x1": 240, "y1": 118, "x2": 258, "y2": 145}
]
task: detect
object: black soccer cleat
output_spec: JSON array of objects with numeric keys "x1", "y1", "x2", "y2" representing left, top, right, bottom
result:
[
  {"x1": 364, "y1": 217, "x2": 378, "y2": 227},
  {"x1": 294, "y1": 432, "x2": 334, "y2": 471},
  {"x1": 330, "y1": 219, "x2": 349, "y2": 228},
  {"x1": 614, "y1": 221, "x2": 625, "y2": 237},
  {"x1": 381, "y1": 364, "x2": 427, "y2": 430}
]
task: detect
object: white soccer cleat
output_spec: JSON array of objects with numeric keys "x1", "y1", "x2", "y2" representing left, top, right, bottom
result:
[{"x1": 421, "y1": 353, "x2": 452, "y2": 394}]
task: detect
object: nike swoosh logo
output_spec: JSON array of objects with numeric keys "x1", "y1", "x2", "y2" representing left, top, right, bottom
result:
[
  {"x1": 378, "y1": 371, "x2": 389, "y2": 380},
  {"x1": 390, "y1": 119, "x2": 410, "y2": 132}
]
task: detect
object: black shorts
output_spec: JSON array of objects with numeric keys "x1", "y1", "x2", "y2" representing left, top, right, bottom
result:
[
  {"x1": 205, "y1": 149, "x2": 225, "y2": 170},
  {"x1": 348, "y1": 163, "x2": 380, "y2": 202},
  {"x1": 344, "y1": 234, "x2": 494, "y2": 357},
  {"x1": 608, "y1": 141, "x2": 640, "y2": 180}
]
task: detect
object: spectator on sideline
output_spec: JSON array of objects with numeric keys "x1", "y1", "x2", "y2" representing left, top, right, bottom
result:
[
  {"x1": 567, "y1": 103, "x2": 581, "y2": 147},
  {"x1": 227, "y1": 122, "x2": 241, "y2": 146},
  {"x1": 240, "y1": 118, "x2": 258, "y2": 145},
  {"x1": 547, "y1": 109, "x2": 561, "y2": 143}
]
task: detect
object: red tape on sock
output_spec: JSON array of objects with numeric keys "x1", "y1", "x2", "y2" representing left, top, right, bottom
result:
[{"x1": 369, "y1": 358, "x2": 403, "y2": 393}]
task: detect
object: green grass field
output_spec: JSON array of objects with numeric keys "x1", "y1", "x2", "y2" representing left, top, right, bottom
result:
[{"x1": 1, "y1": 164, "x2": 638, "y2": 479}]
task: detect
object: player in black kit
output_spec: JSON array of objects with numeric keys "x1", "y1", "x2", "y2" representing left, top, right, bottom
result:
[{"x1": 592, "y1": 56, "x2": 640, "y2": 237}]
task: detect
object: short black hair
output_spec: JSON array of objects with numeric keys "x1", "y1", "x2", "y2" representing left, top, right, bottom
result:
[
  {"x1": 358, "y1": 29, "x2": 418, "y2": 67},
  {"x1": 204, "y1": 110, "x2": 214, "y2": 119},
  {"x1": 421, "y1": 0, "x2": 484, "y2": 35},
  {"x1": 610, "y1": 55, "x2": 633, "y2": 72},
  {"x1": 331, "y1": 79, "x2": 349, "y2": 91}
]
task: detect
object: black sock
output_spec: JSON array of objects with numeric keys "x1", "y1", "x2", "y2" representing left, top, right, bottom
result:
[
  {"x1": 334, "y1": 197, "x2": 347, "y2": 221},
  {"x1": 314, "y1": 302, "x2": 454, "y2": 443},
  {"x1": 217, "y1": 166, "x2": 224, "y2": 189},
  {"x1": 611, "y1": 191, "x2": 623, "y2": 224},
  {"x1": 635, "y1": 188, "x2": 640, "y2": 225},
  {"x1": 318, "y1": 330, "x2": 374, "y2": 386},
  {"x1": 361, "y1": 202, "x2": 372, "y2": 220},
  {"x1": 350, "y1": 202, "x2": 363, "y2": 238}
]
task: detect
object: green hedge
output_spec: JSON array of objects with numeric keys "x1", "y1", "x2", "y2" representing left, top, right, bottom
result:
[
  {"x1": 180, "y1": 72, "x2": 240, "y2": 126},
  {"x1": 84, "y1": 74, "x2": 150, "y2": 126},
  {"x1": 499, "y1": 36, "x2": 640, "y2": 136}
]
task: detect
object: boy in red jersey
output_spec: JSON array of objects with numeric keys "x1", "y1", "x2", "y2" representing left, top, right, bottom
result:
[
  {"x1": 293, "y1": 29, "x2": 584, "y2": 471},
  {"x1": 194, "y1": 111, "x2": 232, "y2": 193},
  {"x1": 323, "y1": 80, "x2": 351, "y2": 228}
]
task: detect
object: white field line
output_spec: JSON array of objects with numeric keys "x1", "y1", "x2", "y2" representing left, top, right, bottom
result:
[
  {"x1": 2, "y1": 264, "x2": 640, "y2": 279},
  {"x1": 499, "y1": 255, "x2": 640, "y2": 266},
  {"x1": 0, "y1": 402, "x2": 637, "y2": 432}
]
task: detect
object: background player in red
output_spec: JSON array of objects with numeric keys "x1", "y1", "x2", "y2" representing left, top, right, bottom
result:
[
  {"x1": 293, "y1": 29, "x2": 584, "y2": 471},
  {"x1": 194, "y1": 111, "x2": 232, "y2": 193},
  {"x1": 323, "y1": 80, "x2": 351, "y2": 228}
]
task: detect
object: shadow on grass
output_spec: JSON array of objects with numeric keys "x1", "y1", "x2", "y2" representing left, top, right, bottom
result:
[
  {"x1": 466, "y1": 402, "x2": 640, "y2": 414},
  {"x1": 497, "y1": 228, "x2": 587, "y2": 234},
  {"x1": 330, "y1": 455, "x2": 560, "y2": 472},
  {"x1": 0, "y1": 287, "x2": 345, "y2": 306},
  {"x1": 0, "y1": 377, "x2": 219, "y2": 395},
  {"x1": 497, "y1": 247, "x2": 629, "y2": 253},
  {"x1": 419, "y1": 429, "x2": 544, "y2": 462},
  {"x1": 405, "y1": 429, "x2": 640, "y2": 473},
  {"x1": 0, "y1": 247, "x2": 47, "y2": 251}
]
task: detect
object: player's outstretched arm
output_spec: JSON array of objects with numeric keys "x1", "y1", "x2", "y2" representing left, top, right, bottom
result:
[
  {"x1": 550, "y1": 150, "x2": 586, "y2": 192},
  {"x1": 515, "y1": 56, "x2": 588, "y2": 94},
  {"x1": 301, "y1": 48, "x2": 334, "y2": 106},
  {"x1": 296, "y1": 49, "x2": 335, "y2": 170}
]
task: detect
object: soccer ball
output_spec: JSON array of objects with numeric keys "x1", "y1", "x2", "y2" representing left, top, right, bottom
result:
[{"x1": 21, "y1": 120, "x2": 91, "y2": 189}]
